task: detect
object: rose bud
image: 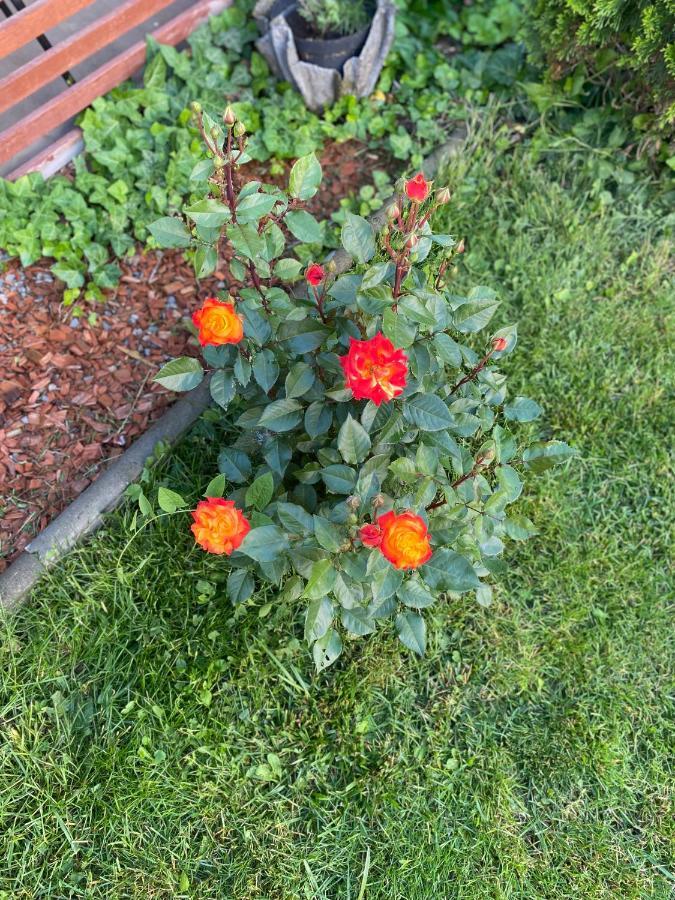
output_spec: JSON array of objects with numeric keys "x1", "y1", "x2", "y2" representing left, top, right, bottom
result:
[
  {"x1": 223, "y1": 105, "x2": 236, "y2": 126},
  {"x1": 406, "y1": 234, "x2": 419, "y2": 250},
  {"x1": 213, "y1": 155, "x2": 225, "y2": 169},
  {"x1": 436, "y1": 186, "x2": 451, "y2": 204},
  {"x1": 346, "y1": 495, "x2": 361, "y2": 510},
  {"x1": 456, "y1": 238, "x2": 465, "y2": 254},
  {"x1": 372, "y1": 493, "x2": 385, "y2": 509},
  {"x1": 492, "y1": 337, "x2": 508, "y2": 352},
  {"x1": 233, "y1": 121, "x2": 246, "y2": 137},
  {"x1": 386, "y1": 202, "x2": 401, "y2": 221},
  {"x1": 405, "y1": 172, "x2": 430, "y2": 203},
  {"x1": 371, "y1": 90, "x2": 387, "y2": 102},
  {"x1": 359, "y1": 523, "x2": 383, "y2": 548},
  {"x1": 305, "y1": 263, "x2": 325, "y2": 286},
  {"x1": 190, "y1": 101, "x2": 202, "y2": 114}
]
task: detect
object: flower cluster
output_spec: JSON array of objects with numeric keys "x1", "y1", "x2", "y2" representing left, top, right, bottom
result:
[{"x1": 148, "y1": 108, "x2": 574, "y2": 671}]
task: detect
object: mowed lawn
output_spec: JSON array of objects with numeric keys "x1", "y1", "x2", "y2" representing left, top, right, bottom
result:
[{"x1": 1, "y1": 124, "x2": 673, "y2": 898}]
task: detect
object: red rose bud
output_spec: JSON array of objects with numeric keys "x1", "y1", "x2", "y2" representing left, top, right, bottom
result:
[
  {"x1": 359, "y1": 523, "x2": 383, "y2": 548},
  {"x1": 405, "y1": 172, "x2": 430, "y2": 203},
  {"x1": 492, "y1": 337, "x2": 508, "y2": 352},
  {"x1": 456, "y1": 238, "x2": 465, "y2": 254},
  {"x1": 406, "y1": 234, "x2": 419, "y2": 250},
  {"x1": 223, "y1": 105, "x2": 236, "y2": 126},
  {"x1": 305, "y1": 263, "x2": 325, "y2": 286}
]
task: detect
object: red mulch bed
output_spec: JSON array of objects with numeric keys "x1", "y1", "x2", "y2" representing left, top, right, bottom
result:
[{"x1": 0, "y1": 141, "x2": 391, "y2": 571}]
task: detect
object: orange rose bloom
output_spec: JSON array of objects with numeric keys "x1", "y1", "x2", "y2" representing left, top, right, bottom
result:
[
  {"x1": 191, "y1": 498, "x2": 250, "y2": 555},
  {"x1": 405, "y1": 172, "x2": 430, "y2": 203},
  {"x1": 339, "y1": 333, "x2": 408, "y2": 406},
  {"x1": 377, "y1": 510, "x2": 432, "y2": 570},
  {"x1": 192, "y1": 297, "x2": 244, "y2": 347}
]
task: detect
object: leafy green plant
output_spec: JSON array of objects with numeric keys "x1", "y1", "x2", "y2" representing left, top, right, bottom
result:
[
  {"x1": 297, "y1": 0, "x2": 371, "y2": 38},
  {"x1": 140, "y1": 105, "x2": 575, "y2": 671},
  {"x1": 525, "y1": 0, "x2": 675, "y2": 133}
]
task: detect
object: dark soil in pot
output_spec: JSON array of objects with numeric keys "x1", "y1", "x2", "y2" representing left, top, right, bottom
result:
[{"x1": 286, "y1": 8, "x2": 372, "y2": 70}]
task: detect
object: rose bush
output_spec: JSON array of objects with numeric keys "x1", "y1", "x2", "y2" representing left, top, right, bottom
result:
[{"x1": 148, "y1": 105, "x2": 575, "y2": 670}]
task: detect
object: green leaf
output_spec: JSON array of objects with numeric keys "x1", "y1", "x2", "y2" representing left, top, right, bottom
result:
[
  {"x1": 184, "y1": 198, "x2": 231, "y2": 228},
  {"x1": 304, "y1": 558, "x2": 337, "y2": 599},
  {"x1": 341, "y1": 213, "x2": 375, "y2": 263},
  {"x1": 305, "y1": 596, "x2": 333, "y2": 643},
  {"x1": 504, "y1": 397, "x2": 543, "y2": 422},
  {"x1": 312, "y1": 628, "x2": 342, "y2": 672},
  {"x1": 389, "y1": 457, "x2": 419, "y2": 482},
  {"x1": 252, "y1": 349, "x2": 280, "y2": 393},
  {"x1": 204, "y1": 473, "x2": 226, "y2": 498},
  {"x1": 371, "y1": 566, "x2": 403, "y2": 602},
  {"x1": 523, "y1": 440, "x2": 577, "y2": 473},
  {"x1": 194, "y1": 245, "x2": 217, "y2": 279},
  {"x1": 148, "y1": 217, "x2": 191, "y2": 248},
  {"x1": 360, "y1": 261, "x2": 393, "y2": 290},
  {"x1": 476, "y1": 584, "x2": 493, "y2": 608},
  {"x1": 218, "y1": 448, "x2": 251, "y2": 483},
  {"x1": 403, "y1": 394, "x2": 454, "y2": 431},
  {"x1": 239, "y1": 525, "x2": 289, "y2": 562},
  {"x1": 337, "y1": 414, "x2": 371, "y2": 465},
  {"x1": 277, "y1": 502, "x2": 314, "y2": 534},
  {"x1": 154, "y1": 357, "x2": 203, "y2": 392},
  {"x1": 234, "y1": 354, "x2": 251, "y2": 386},
  {"x1": 285, "y1": 210, "x2": 322, "y2": 243},
  {"x1": 227, "y1": 223, "x2": 265, "y2": 260},
  {"x1": 246, "y1": 472, "x2": 274, "y2": 511},
  {"x1": 288, "y1": 153, "x2": 322, "y2": 200},
  {"x1": 210, "y1": 370, "x2": 235, "y2": 409},
  {"x1": 505, "y1": 514, "x2": 538, "y2": 540},
  {"x1": 278, "y1": 319, "x2": 329, "y2": 354},
  {"x1": 397, "y1": 579, "x2": 435, "y2": 609},
  {"x1": 341, "y1": 606, "x2": 376, "y2": 636},
  {"x1": 396, "y1": 611, "x2": 426, "y2": 656},
  {"x1": 157, "y1": 486, "x2": 187, "y2": 513},
  {"x1": 421, "y1": 549, "x2": 479, "y2": 592},
  {"x1": 433, "y1": 333, "x2": 462, "y2": 367},
  {"x1": 258, "y1": 399, "x2": 303, "y2": 432},
  {"x1": 236, "y1": 192, "x2": 277, "y2": 224},
  {"x1": 285, "y1": 362, "x2": 315, "y2": 399},
  {"x1": 313, "y1": 516, "x2": 343, "y2": 552},
  {"x1": 382, "y1": 307, "x2": 416, "y2": 348},
  {"x1": 321, "y1": 464, "x2": 357, "y2": 494},
  {"x1": 453, "y1": 289, "x2": 500, "y2": 333},
  {"x1": 274, "y1": 258, "x2": 303, "y2": 281},
  {"x1": 227, "y1": 569, "x2": 255, "y2": 605},
  {"x1": 305, "y1": 402, "x2": 332, "y2": 438}
]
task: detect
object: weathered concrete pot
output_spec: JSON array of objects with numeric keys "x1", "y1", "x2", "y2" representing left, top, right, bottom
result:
[{"x1": 253, "y1": 0, "x2": 396, "y2": 112}]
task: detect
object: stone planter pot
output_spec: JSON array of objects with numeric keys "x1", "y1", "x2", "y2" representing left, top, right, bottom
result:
[{"x1": 253, "y1": 0, "x2": 396, "y2": 112}]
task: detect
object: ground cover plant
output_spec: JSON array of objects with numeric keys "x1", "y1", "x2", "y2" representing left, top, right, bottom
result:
[
  {"x1": 1, "y1": 114, "x2": 673, "y2": 897},
  {"x1": 141, "y1": 104, "x2": 573, "y2": 668},
  {"x1": 5, "y1": 0, "x2": 671, "y2": 306}
]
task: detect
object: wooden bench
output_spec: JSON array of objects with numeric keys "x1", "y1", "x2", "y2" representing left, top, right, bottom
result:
[{"x1": 0, "y1": 0, "x2": 230, "y2": 178}]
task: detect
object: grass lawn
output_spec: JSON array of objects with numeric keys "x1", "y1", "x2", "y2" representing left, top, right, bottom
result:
[{"x1": 1, "y1": 118, "x2": 673, "y2": 899}]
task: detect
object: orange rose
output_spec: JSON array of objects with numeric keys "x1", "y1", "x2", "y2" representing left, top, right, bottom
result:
[
  {"x1": 191, "y1": 498, "x2": 250, "y2": 555},
  {"x1": 339, "y1": 333, "x2": 408, "y2": 406},
  {"x1": 192, "y1": 297, "x2": 244, "y2": 346},
  {"x1": 377, "y1": 510, "x2": 432, "y2": 570}
]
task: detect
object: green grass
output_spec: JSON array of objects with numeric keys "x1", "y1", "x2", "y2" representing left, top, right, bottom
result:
[{"x1": 1, "y1": 120, "x2": 674, "y2": 898}]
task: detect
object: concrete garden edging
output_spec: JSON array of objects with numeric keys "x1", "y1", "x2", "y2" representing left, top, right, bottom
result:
[{"x1": 0, "y1": 125, "x2": 468, "y2": 611}]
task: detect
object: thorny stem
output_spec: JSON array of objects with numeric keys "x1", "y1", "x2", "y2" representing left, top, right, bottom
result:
[
  {"x1": 248, "y1": 261, "x2": 270, "y2": 313},
  {"x1": 426, "y1": 465, "x2": 482, "y2": 510},
  {"x1": 224, "y1": 129, "x2": 237, "y2": 221},
  {"x1": 195, "y1": 110, "x2": 218, "y2": 157},
  {"x1": 312, "y1": 284, "x2": 327, "y2": 323},
  {"x1": 449, "y1": 349, "x2": 495, "y2": 396}
]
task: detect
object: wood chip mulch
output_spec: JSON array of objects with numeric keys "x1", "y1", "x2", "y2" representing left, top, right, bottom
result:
[{"x1": 0, "y1": 141, "x2": 392, "y2": 571}]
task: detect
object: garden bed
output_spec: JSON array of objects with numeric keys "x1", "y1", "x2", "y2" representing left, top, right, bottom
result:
[{"x1": 0, "y1": 139, "x2": 391, "y2": 571}]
